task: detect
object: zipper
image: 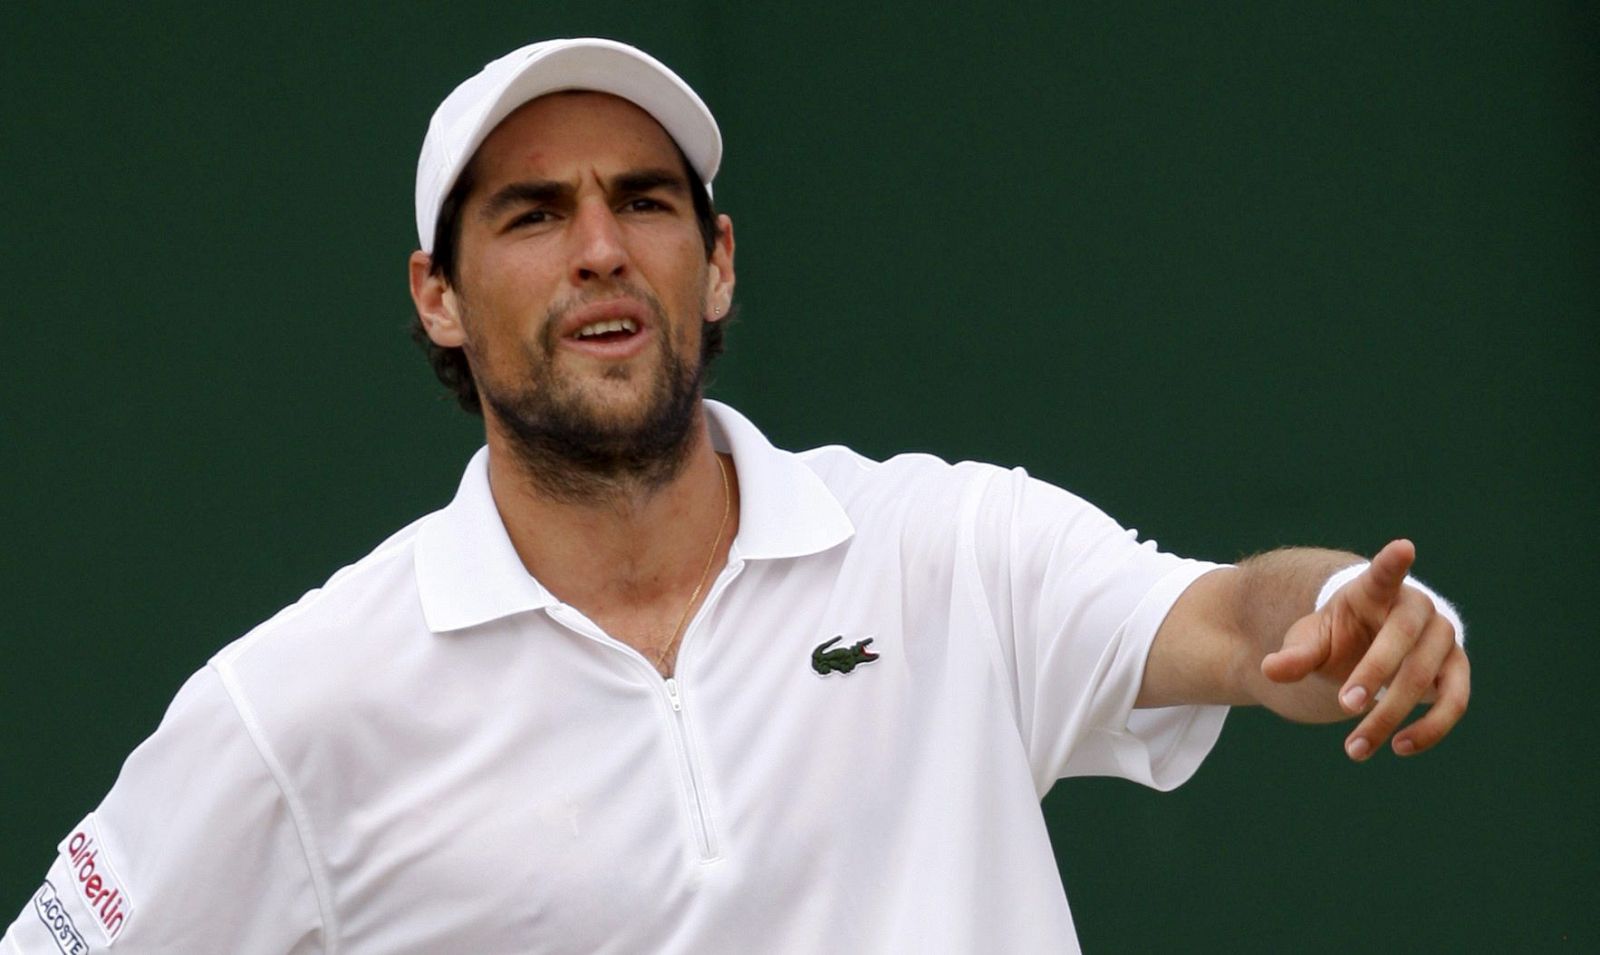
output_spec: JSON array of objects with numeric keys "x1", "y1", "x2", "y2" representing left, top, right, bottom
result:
[
  {"x1": 663, "y1": 676, "x2": 717, "y2": 860},
  {"x1": 656, "y1": 557, "x2": 744, "y2": 862}
]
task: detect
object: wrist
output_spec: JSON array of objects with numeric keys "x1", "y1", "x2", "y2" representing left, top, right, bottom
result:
[{"x1": 1316, "y1": 562, "x2": 1466, "y2": 646}]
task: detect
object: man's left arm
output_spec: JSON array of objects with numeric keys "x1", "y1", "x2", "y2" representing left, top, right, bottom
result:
[{"x1": 1138, "y1": 539, "x2": 1470, "y2": 761}]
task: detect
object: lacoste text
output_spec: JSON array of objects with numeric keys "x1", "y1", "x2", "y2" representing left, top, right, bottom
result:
[{"x1": 33, "y1": 882, "x2": 88, "y2": 955}]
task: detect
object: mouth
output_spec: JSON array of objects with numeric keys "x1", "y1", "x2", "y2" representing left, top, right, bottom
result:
[
  {"x1": 570, "y1": 316, "x2": 640, "y2": 344},
  {"x1": 556, "y1": 297, "x2": 654, "y2": 358}
]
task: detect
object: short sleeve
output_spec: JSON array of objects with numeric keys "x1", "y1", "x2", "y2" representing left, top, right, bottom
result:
[
  {"x1": 2, "y1": 667, "x2": 326, "y2": 954},
  {"x1": 968, "y1": 466, "x2": 1229, "y2": 795}
]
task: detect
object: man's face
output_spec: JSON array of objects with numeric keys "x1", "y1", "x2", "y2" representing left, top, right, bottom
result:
[{"x1": 428, "y1": 91, "x2": 734, "y2": 488}]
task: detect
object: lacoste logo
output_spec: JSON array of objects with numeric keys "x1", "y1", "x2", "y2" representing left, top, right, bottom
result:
[
  {"x1": 33, "y1": 882, "x2": 87, "y2": 955},
  {"x1": 811, "y1": 636, "x2": 879, "y2": 675}
]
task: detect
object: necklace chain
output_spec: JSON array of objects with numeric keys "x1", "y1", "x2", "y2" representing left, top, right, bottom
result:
[{"x1": 651, "y1": 454, "x2": 732, "y2": 672}]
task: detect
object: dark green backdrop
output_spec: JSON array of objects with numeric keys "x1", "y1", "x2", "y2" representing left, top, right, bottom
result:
[{"x1": 5, "y1": 2, "x2": 1596, "y2": 950}]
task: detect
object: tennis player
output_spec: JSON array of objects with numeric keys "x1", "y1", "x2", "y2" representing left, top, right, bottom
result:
[{"x1": 3, "y1": 37, "x2": 1468, "y2": 954}]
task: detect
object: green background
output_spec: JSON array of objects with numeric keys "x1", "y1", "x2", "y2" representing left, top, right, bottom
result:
[{"x1": 4, "y1": 2, "x2": 1595, "y2": 950}]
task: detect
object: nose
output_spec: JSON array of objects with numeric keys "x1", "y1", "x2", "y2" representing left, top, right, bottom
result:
[{"x1": 569, "y1": 198, "x2": 628, "y2": 285}]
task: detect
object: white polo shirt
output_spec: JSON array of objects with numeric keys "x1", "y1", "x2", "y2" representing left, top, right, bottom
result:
[{"x1": 5, "y1": 401, "x2": 1228, "y2": 955}]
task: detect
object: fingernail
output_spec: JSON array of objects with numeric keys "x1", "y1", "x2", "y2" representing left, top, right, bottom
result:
[
  {"x1": 1394, "y1": 738, "x2": 1415, "y2": 756},
  {"x1": 1341, "y1": 686, "x2": 1368, "y2": 711},
  {"x1": 1346, "y1": 737, "x2": 1371, "y2": 760}
]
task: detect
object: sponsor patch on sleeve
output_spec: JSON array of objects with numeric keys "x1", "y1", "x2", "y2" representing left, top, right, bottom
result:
[
  {"x1": 55, "y1": 814, "x2": 133, "y2": 944},
  {"x1": 31, "y1": 881, "x2": 90, "y2": 955}
]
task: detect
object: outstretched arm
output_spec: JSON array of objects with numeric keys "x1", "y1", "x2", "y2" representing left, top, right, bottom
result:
[{"x1": 1137, "y1": 540, "x2": 1470, "y2": 761}]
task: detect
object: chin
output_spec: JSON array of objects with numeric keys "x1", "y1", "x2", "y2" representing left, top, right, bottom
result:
[{"x1": 573, "y1": 381, "x2": 674, "y2": 429}]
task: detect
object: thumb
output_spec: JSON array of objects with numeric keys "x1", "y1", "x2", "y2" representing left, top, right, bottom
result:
[{"x1": 1261, "y1": 613, "x2": 1331, "y2": 683}]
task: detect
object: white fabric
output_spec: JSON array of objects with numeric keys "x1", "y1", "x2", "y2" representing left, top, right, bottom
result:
[
  {"x1": 415, "y1": 37, "x2": 722, "y2": 252},
  {"x1": 1315, "y1": 561, "x2": 1466, "y2": 646},
  {"x1": 4, "y1": 401, "x2": 1227, "y2": 954}
]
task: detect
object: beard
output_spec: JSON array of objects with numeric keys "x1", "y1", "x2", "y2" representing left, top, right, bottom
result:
[{"x1": 469, "y1": 284, "x2": 706, "y2": 503}]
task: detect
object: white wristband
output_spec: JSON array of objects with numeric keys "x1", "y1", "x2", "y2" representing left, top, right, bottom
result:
[{"x1": 1315, "y1": 562, "x2": 1466, "y2": 647}]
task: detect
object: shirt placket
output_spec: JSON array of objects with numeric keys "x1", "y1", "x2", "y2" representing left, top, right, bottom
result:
[{"x1": 544, "y1": 557, "x2": 744, "y2": 865}]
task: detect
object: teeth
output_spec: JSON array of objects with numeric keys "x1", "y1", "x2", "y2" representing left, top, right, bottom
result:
[{"x1": 575, "y1": 318, "x2": 638, "y2": 338}]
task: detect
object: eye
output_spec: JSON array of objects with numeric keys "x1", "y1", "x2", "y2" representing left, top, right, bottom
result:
[
  {"x1": 622, "y1": 197, "x2": 668, "y2": 213},
  {"x1": 508, "y1": 209, "x2": 552, "y2": 228}
]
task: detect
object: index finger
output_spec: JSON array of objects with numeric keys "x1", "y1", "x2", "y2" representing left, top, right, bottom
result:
[{"x1": 1346, "y1": 539, "x2": 1416, "y2": 620}]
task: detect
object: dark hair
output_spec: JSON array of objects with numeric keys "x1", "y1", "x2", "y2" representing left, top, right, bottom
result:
[{"x1": 411, "y1": 143, "x2": 728, "y2": 414}]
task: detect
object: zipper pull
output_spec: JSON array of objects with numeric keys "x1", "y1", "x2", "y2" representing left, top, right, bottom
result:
[{"x1": 665, "y1": 677, "x2": 682, "y2": 712}]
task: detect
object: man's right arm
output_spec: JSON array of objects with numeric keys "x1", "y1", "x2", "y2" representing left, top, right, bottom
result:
[{"x1": 3, "y1": 667, "x2": 326, "y2": 954}]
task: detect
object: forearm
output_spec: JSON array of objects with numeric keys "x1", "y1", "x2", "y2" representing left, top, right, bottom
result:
[
  {"x1": 1225, "y1": 547, "x2": 1364, "y2": 717},
  {"x1": 1144, "y1": 539, "x2": 1469, "y2": 757},
  {"x1": 1140, "y1": 547, "x2": 1362, "y2": 711}
]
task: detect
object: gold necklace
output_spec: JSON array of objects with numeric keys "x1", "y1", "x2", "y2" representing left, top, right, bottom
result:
[{"x1": 651, "y1": 454, "x2": 732, "y2": 672}]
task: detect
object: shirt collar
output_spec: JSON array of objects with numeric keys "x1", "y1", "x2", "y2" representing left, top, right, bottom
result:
[{"x1": 414, "y1": 399, "x2": 855, "y2": 633}]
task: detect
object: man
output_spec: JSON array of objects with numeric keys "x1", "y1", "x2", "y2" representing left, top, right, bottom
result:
[{"x1": 4, "y1": 38, "x2": 1468, "y2": 954}]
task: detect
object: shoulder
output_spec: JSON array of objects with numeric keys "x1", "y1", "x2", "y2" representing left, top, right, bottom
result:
[
  {"x1": 214, "y1": 515, "x2": 428, "y2": 675},
  {"x1": 798, "y1": 443, "x2": 1008, "y2": 510},
  {"x1": 798, "y1": 443, "x2": 1110, "y2": 534},
  {"x1": 200, "y1": 514, "x2": 434, "y2": 751},
  {"x1": 792, "y1": 444, "x2": 1040, "y2": 573}
]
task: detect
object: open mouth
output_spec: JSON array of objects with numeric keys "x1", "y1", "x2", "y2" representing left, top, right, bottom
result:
[{"x1": 570, "y1": 317, "x2": 640, "y2": 344}]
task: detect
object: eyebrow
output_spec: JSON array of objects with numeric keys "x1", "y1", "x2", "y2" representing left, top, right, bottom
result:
[
  {"x1": 479, "y1": 180, "x2": 568, "y2": 223},
  {"x1": 613, "y1": 168, "x2": 691, "y2": 198},
  {"x1": 477, "y1": 167, "x2": 691, "y2": 224}
]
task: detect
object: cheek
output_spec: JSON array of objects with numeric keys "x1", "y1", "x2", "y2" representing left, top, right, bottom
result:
[
  {"x1": 461, "y1": 265, "x2": 561, "y2": 341},
  {"x1": 657, "y1": 253, "x2": 711, "y2": 314},
  {"x1": 462, "y1": 235, "x2": 560, "y2": 299}
]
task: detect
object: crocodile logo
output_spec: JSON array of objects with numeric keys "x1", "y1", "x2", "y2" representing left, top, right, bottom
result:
[{"x1": 811, "y1": 636, "x2": 879, "y2": 675}]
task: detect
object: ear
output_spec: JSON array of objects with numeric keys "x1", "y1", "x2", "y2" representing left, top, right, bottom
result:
[
  {"x1": 408, "y1": 250, "x2": 466, "y2": 347},
  {"x1": 705, "y1": 214, "x2": 736, "y2": 322}
]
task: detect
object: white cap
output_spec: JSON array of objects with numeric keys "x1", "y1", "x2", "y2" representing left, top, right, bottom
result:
[{"x1": 414, "y1": 37, "x2": 722, "y2": 253}]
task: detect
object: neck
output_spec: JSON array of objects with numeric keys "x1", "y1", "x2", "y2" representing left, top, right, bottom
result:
[{"x1": 484, "y1": 405, "x2": 739, "y2": 622}]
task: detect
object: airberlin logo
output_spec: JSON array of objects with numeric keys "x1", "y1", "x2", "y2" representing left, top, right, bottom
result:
[{"x1": 57, "y1": 817, "x2": 133, "y2": 942}]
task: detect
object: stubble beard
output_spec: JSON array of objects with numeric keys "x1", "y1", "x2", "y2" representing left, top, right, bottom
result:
[{"x1": 471, "y1": 285, "x2": 706, "y2": 504}]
